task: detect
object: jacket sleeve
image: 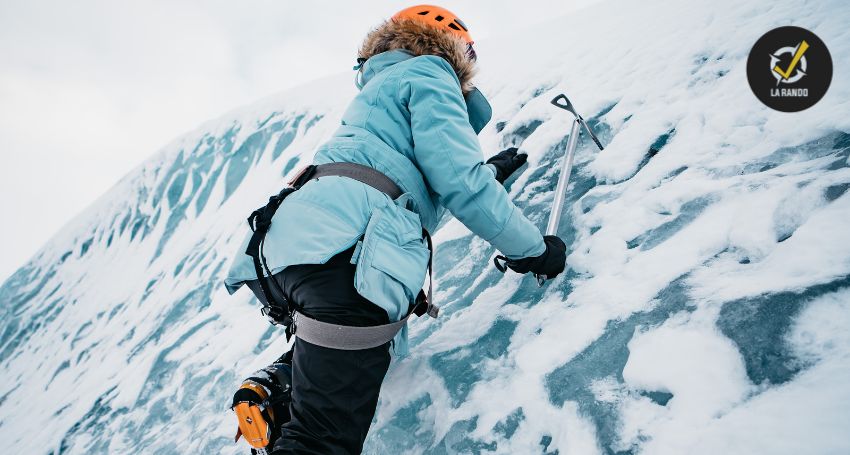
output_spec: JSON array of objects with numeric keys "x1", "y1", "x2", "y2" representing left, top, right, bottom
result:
[{"x1": 403, "y1": 56, "x2": 545, "y2": 259}]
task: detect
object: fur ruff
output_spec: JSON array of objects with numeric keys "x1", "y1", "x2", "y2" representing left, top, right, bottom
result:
[{"x1": 358, "y1": 19, "x2": 477, "y2": 94}]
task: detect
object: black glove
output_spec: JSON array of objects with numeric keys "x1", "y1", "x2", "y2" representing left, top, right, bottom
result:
[
  {"x1": 494, "y1": 235, "x2": 566, "y2": 278},
  {"x1": 486, "y1": 147, "x2": 528, "y2": 184}
]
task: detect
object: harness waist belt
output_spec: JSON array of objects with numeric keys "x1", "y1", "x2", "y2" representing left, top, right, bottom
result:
[{"x1": 310, "y1": 162, "x2": 403, "y2": 199}]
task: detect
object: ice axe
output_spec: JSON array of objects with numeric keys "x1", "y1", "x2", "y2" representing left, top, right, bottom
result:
[
  {"x1": 495, "y1": 94, "x2": 605, "y2": 286},
  {"x1": 536, "y1": 94, "x2": 605, "y2": 285}
]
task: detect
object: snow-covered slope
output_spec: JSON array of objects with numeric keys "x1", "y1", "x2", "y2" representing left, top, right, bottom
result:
[{"x1": 2, "y1": 0, "x2": 850, "y2": 453}]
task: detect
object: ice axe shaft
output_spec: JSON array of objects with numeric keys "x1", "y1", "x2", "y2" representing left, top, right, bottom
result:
[
  {"x1": 545, "y1": 119, "x2": 580, "y2": 238},
  {"x1": 535, "y1": 94, "x2": 605, "y2": 286}
]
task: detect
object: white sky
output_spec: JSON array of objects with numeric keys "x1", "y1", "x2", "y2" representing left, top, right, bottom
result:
[{"x1": 0, "y1": 0, "x2": 591, "y2": 283}]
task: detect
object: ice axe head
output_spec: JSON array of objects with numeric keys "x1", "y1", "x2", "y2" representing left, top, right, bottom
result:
[
  {"x1": 551, "y1": 94, "x2": 579, "y2": 118},
  {"x1": 550, "y1": 94, "x2": 605, "y2": 151}
]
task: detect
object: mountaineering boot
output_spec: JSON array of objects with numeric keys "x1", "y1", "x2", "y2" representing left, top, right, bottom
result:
[{"x1": 232, "y1": 351, "x2": 293, "y2": 454}]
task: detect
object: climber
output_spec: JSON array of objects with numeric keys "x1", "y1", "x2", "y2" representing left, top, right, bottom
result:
[{"x1": 223, "y1": 4, "x2": 567, "y2": 454}]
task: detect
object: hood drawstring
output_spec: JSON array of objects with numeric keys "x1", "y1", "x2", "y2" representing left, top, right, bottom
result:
[{"x1": 353, "y1": 58, "x2": 368, "y2": 89}]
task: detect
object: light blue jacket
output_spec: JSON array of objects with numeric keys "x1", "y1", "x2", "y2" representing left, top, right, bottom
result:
[{"x1": 225, "y1": 49, "x2": 545, "y2": 354}]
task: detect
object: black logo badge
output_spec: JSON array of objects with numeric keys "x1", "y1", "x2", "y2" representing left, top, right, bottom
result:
[{"x1": 746, "y1": 26, "x2": 832, "y2": 112}]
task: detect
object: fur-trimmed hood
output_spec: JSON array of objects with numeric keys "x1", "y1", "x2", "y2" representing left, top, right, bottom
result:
[{"x1": 358, "y1": 19, "x2": 477, "y2": 94}]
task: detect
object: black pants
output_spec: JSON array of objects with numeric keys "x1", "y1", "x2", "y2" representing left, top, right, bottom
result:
[{"x1": 250, "y1": 247, "x2": 391, "y2": 455}]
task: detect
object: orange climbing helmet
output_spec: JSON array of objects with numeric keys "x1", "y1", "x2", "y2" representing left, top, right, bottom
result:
[{"x1": 392, "y1": 5, "x2": 474, "y2": 45}]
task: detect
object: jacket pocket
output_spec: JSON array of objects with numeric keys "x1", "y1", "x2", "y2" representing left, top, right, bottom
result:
[{"x1": 353, "y1": 203, "x2": 430, "y2": 319}]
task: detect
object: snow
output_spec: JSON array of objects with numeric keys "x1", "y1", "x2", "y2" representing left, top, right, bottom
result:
[
  {"x1": 615, "y1": 289, "x2": 850, "y2": 455},
  {"x1": 2, "y1": 0, "x2": 850, "y2": 453}
]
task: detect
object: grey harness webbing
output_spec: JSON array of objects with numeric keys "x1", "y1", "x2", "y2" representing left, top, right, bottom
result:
[
  {"x1": 311, "y1": 162, "x2": 404, "y2": 199},
  {"x1": 290, "y1": 162, "x2": 437, "y2": 350},
  {"x1": 292, "y1": 312, "x2": 414, "y2": 350}
]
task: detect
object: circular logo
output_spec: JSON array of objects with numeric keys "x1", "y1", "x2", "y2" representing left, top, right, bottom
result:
[{"x1": 746, "y1": 26, "x2": 832, "y2": 112}]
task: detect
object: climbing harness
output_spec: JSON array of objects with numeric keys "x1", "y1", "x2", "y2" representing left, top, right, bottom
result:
[{"x1": 244, "y1": 162, "x2": 439, "y2": 349}]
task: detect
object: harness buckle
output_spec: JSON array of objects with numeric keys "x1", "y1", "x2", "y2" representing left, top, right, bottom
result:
[
  {"x1": 288, "y1": 165, "x2": 318, "y2": 189},
  {"x1": 427, "y1": 304, "x2": 440, "y2": 318}
]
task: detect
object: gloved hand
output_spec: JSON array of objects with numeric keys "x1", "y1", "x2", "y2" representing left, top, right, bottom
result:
[
  {"x1": 494, "y1": 235, "x2": 566, "y2": 278},
  {"x1": 486, "y1": 147, "x2": 528, "y2": 184}
]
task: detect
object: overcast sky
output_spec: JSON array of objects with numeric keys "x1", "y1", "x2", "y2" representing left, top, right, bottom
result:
[{"x1": 0, "y1": 0, "x2": 592, "y2": 283}]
